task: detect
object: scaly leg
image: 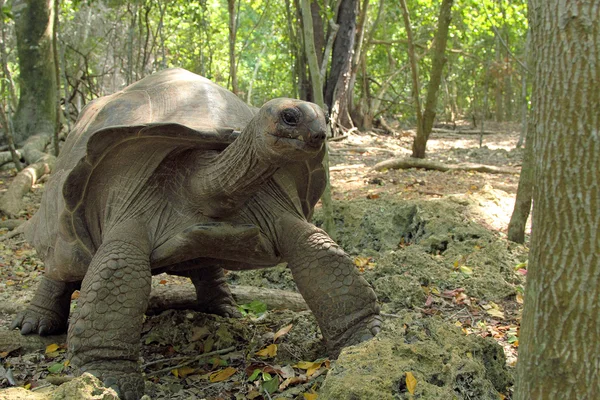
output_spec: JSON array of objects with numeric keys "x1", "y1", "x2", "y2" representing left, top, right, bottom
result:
[
  {"x1": 188, "y1": 266, "x2": 241, "y2": 318},
  {"x1": 279, "y1": 218, "x2": 381, "y2": 356},
  {"x1": 68, "y1": 232, "x2": 151, "y2": 400},
  {"x1": 11, "y1": 277, "x2": 79, "y2": 335}
]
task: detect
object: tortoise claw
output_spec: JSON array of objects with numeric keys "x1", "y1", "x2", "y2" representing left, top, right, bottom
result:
[{"x1": 11, "y1": 308, "x2": 67, "y2": 336}]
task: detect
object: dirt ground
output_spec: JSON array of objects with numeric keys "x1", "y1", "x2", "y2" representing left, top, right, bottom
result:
[{"x1": 0, "y1": 122, "x2": 529, "y2": 399}]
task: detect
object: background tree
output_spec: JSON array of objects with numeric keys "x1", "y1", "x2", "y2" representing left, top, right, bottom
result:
[
  {"x1": 515, "y1": 1, "x2": 599, "y2": 398},
  {"x1": 11, "y1": 0, "x2": 57, "y2": 143},
  {"x1": 407, "y1": 0, "x2": 454, "y2": 158},
  {"x1": 323, "y1": 0, "x2": 357, "y2": 129}
]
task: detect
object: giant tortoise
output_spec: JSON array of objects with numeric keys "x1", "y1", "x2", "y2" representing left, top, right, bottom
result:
[{"x1": 11, "y1": 68, "x2": 380, "y2": 399}]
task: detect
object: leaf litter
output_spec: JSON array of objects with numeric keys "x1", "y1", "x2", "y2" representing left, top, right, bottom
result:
[{"x1": 0, "y1": 128, "x2": 527, "y2": 399}]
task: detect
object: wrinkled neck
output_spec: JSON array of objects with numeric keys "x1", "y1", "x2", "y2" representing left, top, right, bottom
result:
[{"x1": 190, "y1": 122, "x2": 279, "y2": 217}]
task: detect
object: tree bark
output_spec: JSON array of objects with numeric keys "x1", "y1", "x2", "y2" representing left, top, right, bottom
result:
[
  {"x1": 324, "y1": 0, "x2": 358, "y2": 129},
  {"x1": 12, "y1": 0, "x2": 58, "y2": 144},
  {"x1": 514, "y1": 2, "x2": 600, "y2": 399},
  {"x1": 411, "y1": 0, "x2": 454, "y2": 159}
]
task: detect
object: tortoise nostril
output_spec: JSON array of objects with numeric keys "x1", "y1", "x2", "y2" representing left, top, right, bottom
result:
[
  {"x1": 281, "y1": 108, "x2": 301, "y2": 126},
  {"x1": 309, "y1": 130, "x2": 326, "y2": 145}
]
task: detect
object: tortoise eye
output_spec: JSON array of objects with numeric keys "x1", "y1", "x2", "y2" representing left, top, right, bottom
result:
[{"x1": 281, "y1": 108, "x2": 301, "y2": 126}]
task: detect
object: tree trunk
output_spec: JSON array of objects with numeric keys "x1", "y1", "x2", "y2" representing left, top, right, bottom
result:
[
  {"x1": 494, "y1": 32, "x2": 504, "y2": 122},
  {"x1": 299, "y1": 0, "x2": 334, "y2": 238},
  {"x1": 411, "y1": 0, "x2": 454, "y2": 158},
  {"x1": 399, "y1": 0, "x2": 423, "y2": 151},
  {"x1": 12, "y1": 0, "x2": 57, "y2": 144},
  {"x1": 324, "y1": 0, "x2": 358, "y2": 129},
  {"x1": 346, "y1": 0, "x2": 369, "y2": 113},
  {"x1": 516, "y1": 30, "x2": 531, "y2": 149},
  {"x1": 228, "y1": 0, "x2": 238, "y2": 94},
  {"x1": 507, "y1": 118, "x2": 533, "y2": 243},
  {"x1": 514, "y1": 2, "x2": 600, "y2": 399}
]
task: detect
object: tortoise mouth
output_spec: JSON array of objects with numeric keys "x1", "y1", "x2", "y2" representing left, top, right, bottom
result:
[{"x1": 268, "y1": 132, "x2": 323, "y2": 151}]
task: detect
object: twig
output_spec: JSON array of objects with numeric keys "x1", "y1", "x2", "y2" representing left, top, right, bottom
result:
[
  {"x1": 482, "y1": 6, "x2": 529, "y2": 73},
  {"x1": 381, "y1": 313, "x2": 403, "y2": 318},
  {"x1": 144, "y1": 346, "x2": 236, "y2": 375},
  {"x1": 329, "y1": 134, "x2": 348, "y2": 142}
]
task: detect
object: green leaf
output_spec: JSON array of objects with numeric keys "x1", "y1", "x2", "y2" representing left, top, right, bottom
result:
[
  {"x1": 248, "y1": 369, "x2": 261, "y2": 382},
  {"x1": 47, "y1": 363, "x2": 64, "y2": 374},
  {"x1": 261, "y1": 375, "x2": 279, "y2": 394},
  {"x1": 238, "y1": 300, "x2": 267, "y2": 316},
  {"x1": 459, "y1": 265, "x2": 473, "y2": 275},
  {"x1": 262, "y1": 372, "x2": 272, "y2": 381}
]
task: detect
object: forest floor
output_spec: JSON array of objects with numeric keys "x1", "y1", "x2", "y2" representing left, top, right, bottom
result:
[{"x1": 0, "y1": 121, "x2": 529, "y2": 400}]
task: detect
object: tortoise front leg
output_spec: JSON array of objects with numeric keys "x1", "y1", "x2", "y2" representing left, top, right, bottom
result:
[
  {"x1": 279, "y1": 218, "x2": 381, "y2": 356},
  {"x1": 68, "y1": 232, "x2": 151, "y2": 400}
]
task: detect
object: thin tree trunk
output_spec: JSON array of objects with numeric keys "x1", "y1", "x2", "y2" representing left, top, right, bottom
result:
[
  {"x1": 346, "y1": 0, "x2": 369, "y2": 113},
  {"x1": 324, "y1": 0, "x2": 358, "y2": 129},
  {"x1": 0, "y1": 0, "x2": 16, "y2": 111},
  {"x1": 507, "y1": 117, "x2": 533, "y2": 243},
  {"x1": 514, "y1": 2, "x2": 600, "y2": 399},
  {"x1": 516, "y1": 30, "x2": 530, "y2": 149},
  {"x1": 247, "y1": 44, "x2": 267, "y2": 106},
  {"x1": 284, "y1": 0, "x2": 300, "y2": 99},
  {"x1": 411, "y1": 0, "x2": 454, "y2": 158},
  {"x1": 0, "y1": 108, "x2": 22, "y2": 171},
  {"x1": 12, "y1": 0, "x2": 58, "y2": 143},
  {"x1": 480, "y1": 76, "x2": 489, "y2": 148},
  {"x1": 52, "y1": 0, "x2": 60, "y2": 156},
  {"x1": 228, "y1": 0, "x2": 238, "y2": 94},
  {"x1": 494, "y1": 32, "x2": 504, "y2": 122},
  {"x1": 299, "y1": 0, "x2": 334, "y2": 238},
  {"x1": 399, "y1": 0, "x2": 423, "y2": 150}
]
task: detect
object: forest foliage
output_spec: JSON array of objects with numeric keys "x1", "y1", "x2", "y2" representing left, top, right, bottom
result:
[{"x1": 0, "y1": 0, "x2": 527, "y2": 132}]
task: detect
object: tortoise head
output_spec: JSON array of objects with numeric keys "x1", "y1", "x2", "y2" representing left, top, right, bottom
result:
[{"x1": 251, "y1": 98, "x2": 327, "y2": 161}]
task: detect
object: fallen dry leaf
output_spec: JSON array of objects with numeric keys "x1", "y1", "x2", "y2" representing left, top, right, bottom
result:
[
  {"x1": 172, "y1": 366, "x2": 196, "y2": 379},
  {"x1": 303, "y1": 391, "x2": 318, "y2": 400},
  {"x1": 45, "y1": 343, "x2": 60, "y2": 354},
  {"x1": 255, "y1": 344, "x2": 278, "y2": 358},
  {"x1": 406, "y1": 371, "x2": 417, "y2": 394},
  {"x1": 209, "y1": 366, "x2": 237, "y2": 383},
  {"x1": 273, "y1": 324, "x2": 293, "y2": 342}
]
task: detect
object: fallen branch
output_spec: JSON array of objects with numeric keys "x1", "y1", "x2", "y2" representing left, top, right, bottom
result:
[
  {"x1": 330, "y1": 164, "x2": 365, "y2": 172},
  {"x1": 377, "y1": 116, "x2": 397, "y2": 136},
  {"x1": 0, "y1": 330, "x2": 66, "y2": 353},
  {"x1": 372, "y1": 157, "x2": 519, "y2": 175},
  {"x1": 0, "y1": 155, "x2": 56, "y2": 217},
  {"x1": 432, "y1": 128, "x2": 497, "y2": 135},
  {"x1": 148, "y1": 283, "x2": 309, "y2": 314},
  {"x1": 0, "y1": 150, "x2": 21, "y2": 166},
  {"x1": 20, "y1": 134, "x2": 51, "y2": 164}
]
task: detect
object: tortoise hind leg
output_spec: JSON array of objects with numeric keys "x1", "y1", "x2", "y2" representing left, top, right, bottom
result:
[
  {"x1": 11, "y1": 277, "x2": 79, "y2": 335},
  {"x1": 189, "y1": 266, "x2": 242, "y2": 318}
]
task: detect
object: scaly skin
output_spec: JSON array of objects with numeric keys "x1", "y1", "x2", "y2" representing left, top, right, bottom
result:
[
  {"x1": 279, "y1": 217, "x2": 381, "y2": 356},
  {"x1": 189, "y1": 266, "x2": 242, "y2": 318},
  {"x1": 68, "y1": 231, "x2": 151, "y2": 400},
  {"x1": 10, "y1": 277, "x2": 78, "y2": 335}
]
